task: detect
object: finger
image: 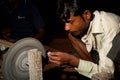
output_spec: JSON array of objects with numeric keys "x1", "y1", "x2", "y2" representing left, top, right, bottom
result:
[
  {"x1": 49, "y1": 59, "x2": 61, "y2": 65},
  {"x1": 48, "y1": 51, "x2": 59, "y2": 56},
  {"x1": 49, "y1": 54, "x2": 61, "y2": 61}
]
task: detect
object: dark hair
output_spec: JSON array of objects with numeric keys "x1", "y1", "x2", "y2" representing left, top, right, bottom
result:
[{"x1": 57, "y1": 0, "x2": 95, "y2": 21}]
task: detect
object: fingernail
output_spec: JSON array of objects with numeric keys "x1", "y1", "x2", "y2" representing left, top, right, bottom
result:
[{"x1": 47, "y1": 52, "x2": 52, "y2": 55}]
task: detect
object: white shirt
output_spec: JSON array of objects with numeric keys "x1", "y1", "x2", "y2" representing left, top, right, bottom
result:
[{"x1": 75, "y1": 10, "x2": 120, "y2": 78}]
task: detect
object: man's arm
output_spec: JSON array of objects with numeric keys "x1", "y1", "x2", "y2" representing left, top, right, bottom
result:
[
  {"x1": 33, "y1": 27, "x2": 45, "y2": 40},
  {"x1": 31, "y1": 4, "x2": 45, "y2": 40},
  {"x1": 68, "y1": 33, "x2": 94, "y2": 62}
]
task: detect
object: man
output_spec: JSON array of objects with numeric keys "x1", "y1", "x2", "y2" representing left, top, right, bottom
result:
[
  {"x1": 0, "y1": 0, "x2": 45, "y2": 43},
  {"x1": 47, "y1": 0, "x2": 120, "y2": 79}
]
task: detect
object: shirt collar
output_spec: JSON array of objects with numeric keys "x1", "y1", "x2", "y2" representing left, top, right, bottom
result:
[{"x1": 90, "y1": 10, "x2": 104, "y2": 34}]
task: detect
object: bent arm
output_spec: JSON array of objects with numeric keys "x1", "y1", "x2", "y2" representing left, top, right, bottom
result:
[{"x1": 68, "y1": 33, "x2": 94, "y2": 62}]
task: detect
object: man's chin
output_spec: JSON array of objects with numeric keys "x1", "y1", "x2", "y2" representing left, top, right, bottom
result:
[
  {"x1": 71, "y1": 33, "x2": 80, "y2": 37},
  {"x1": 71, "y1": 32, "x2": 84, "y2": 39}
]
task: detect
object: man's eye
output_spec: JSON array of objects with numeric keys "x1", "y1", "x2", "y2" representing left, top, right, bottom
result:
[{"x1": 66, "y1": 20, "x2": 73, "y2": 24}]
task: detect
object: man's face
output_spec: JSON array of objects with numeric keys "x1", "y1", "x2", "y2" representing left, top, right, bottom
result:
[{"x1": 64, "y1": 10, "x2": 91, "y2": 36}]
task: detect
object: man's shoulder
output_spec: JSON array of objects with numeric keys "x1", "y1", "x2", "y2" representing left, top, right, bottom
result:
[
  {"x1": 94, "y1": 10, "x2": 120, "y2": 23},
  {"x1": 99, "y1": 10, "x2": 120, "y2": 20},
  {"x1": 94, "y1": 10, "x2": 119, "y2": 17}
]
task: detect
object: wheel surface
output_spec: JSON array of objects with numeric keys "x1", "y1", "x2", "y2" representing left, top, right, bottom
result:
[{"x1": 2, "y1": 38, "x2": 45, "y2": 80}]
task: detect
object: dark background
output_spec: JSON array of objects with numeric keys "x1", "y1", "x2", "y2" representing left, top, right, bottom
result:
[
  {"x1": 0, "y1": 0, "x2": 120, "y2": 37},
  {"x1": 34, "y1": 0, "x2": 120, "y2": 35}
]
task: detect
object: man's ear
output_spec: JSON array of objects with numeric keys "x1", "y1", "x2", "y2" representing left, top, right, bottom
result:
[{"x1": 82, "y1": 10, "x2": 91, "y2": 20}]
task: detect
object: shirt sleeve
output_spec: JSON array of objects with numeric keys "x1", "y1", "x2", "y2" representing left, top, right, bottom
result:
[
  {"x1": 75, "y1": 59, "x2": 98, "y2": 78},
  {"x1": 75, "y1": 52, "x2": 114, "y2": 78}
]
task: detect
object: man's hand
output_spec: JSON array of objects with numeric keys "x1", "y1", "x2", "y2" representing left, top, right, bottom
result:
[{"x1": 47, "y1": 51, "x2": 79, "y2": 67}]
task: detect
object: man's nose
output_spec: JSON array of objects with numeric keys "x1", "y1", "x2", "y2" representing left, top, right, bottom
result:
[{"x1": 65, "y1": 23, "x2": 71, "y2": 31}]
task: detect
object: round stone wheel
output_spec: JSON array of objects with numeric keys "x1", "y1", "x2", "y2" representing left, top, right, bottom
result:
[{"x1": 2, "y1": 38, "x2": 45, "y2": 80}]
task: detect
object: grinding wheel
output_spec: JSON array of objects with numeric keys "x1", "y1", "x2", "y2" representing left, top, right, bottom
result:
[{"x1": 2, "y1": 38, "x2": 45, "y2": 80}]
